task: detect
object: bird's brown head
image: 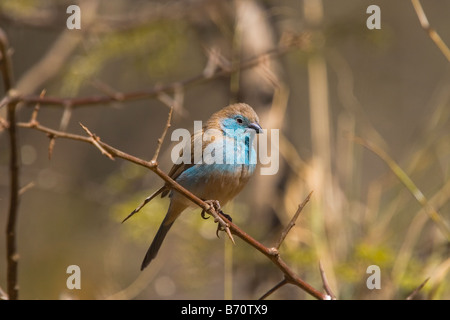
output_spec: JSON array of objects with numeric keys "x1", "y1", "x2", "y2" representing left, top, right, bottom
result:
[{"x1": 206, "y1": 103, "x2": 262, "y2": 134}]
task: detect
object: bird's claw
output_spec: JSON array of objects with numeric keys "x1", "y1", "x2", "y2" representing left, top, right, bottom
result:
[
  {"x1": 200, "y1": 209, "x2": 209, "y2": 220},
  {"x1": 201, "y1": 200, "x2": 234, "y2": 244},
  {"x1": 215, "y1": 210, "x2": 233, "y2": 238},
  {"x1": 201, "y1": 199, "x2": 221, "y2": 220}
]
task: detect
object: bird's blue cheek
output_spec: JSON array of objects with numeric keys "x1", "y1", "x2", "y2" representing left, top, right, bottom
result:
[{"x1": 221, "y1": 118, "x2": 235, "y2": 129}]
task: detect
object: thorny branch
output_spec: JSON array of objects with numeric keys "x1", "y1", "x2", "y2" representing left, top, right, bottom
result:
[
  {"x1": 17, "y1": 113, "x2": 326, "y2": 300},
  {"x1": 1, "y1": 27, "x2": 323, "y2": 299}
]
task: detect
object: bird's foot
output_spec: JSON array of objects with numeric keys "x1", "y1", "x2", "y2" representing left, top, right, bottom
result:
[
  {"x1": 200, "y1": 200, "x2": 221, "y2": 219},
  {"x1": 200, "y1": 200, "x2": 235, "y2": 244},
  {"x1": 215, "y1": 210, "x2": 234, "y2": 243}
]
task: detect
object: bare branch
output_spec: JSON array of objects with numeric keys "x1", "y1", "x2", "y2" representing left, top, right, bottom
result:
[
  {"x1": 203, "y1": 47, "x2": 231, "y2": 77},
  {"x1": 259, "y1": 278, "x2": 288, "y2": 300},
  {"x1": 1, "y1": 43, "x2": 297, "y2": 110},
  {"x1": 406, "y1": 277, "x2": 430, "y2": 300},
  {"x1": 79, "y1": 122, "x2": 115, "y2": 160},
  {"x1": 0, "y1": 27, "x2": 20, "y2": 300},
  {"x1": 411, "y1": 0, "x2": 450, "y2": 62},
  {"x1": 0, "y1": 29, "x2": 14, "y2": 89},
  {"x1": 319, "y1": 260, "x2": 337, "y2": 300},
  {"x1": 47, "y1": 135, "x2": 56, "y2": 160},
  {"x1": 30, "y1": 90, "x2": 45, "y2": 124},
  {"x1": 276, "y1": 191, "x2": 313, "y2": 249},
  {"x1": 0, "y1": 285, "x2": 8, "y2": 300},
  {"x1": 18, "y1": 182, "x2": 35, "y2": 196},
  {"x1": 151, "y1": 106, "x2": 173, "y2": 162}
]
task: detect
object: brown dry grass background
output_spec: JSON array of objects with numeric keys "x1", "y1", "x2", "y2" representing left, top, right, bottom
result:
[{"x1": 0, "y1": 0, "x2": 449, "y2": 299}]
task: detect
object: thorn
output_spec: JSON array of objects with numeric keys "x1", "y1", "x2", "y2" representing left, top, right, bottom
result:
[{"x1": 225, "y1": 227, "x2": 236, "y2": 245}]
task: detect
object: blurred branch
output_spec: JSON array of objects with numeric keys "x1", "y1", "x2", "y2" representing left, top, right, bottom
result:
[
  {"x1": 391, "y1": 178, "x2": 450, "y2": 289},
  {"x1": 0, "y1": 28, "x2": 20, "y2": 300},
  {"x1": 0, "y1": 1, "x2": 203, "y2": 34},
  {"x1": 18, "y1": 181, "x2": 35, "y2": 196},
  {"x1": 0, "y1": 285, "x2": 7, "y2": 300},
  {"x1": 411, "y1": 0, "x2": 450, "y2": 62},
  {"x1": 355, "y1": 137, "x2": 450, "y2": 241},
  {"x1": 406, "y1": 277, "x2": 429, "y2": 300},
  {"x1": 0, "y1": 41, "x2": 300, "y2": 110},
  {"x1": 18, "y1": 117, "x2": 325, "y2": 300},
  {"x1": 303, "y1": 0, "x2": 337, "y2": 293}
]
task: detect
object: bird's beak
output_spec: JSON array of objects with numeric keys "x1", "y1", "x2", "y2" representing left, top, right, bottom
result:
[{"x1": 248, "y1": 122, "x2": 262, "y2": 134}]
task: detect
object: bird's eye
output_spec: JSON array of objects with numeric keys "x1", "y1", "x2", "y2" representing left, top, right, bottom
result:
[{"x1": 236, "y1": 117, "x2": 243, "y2": 124}]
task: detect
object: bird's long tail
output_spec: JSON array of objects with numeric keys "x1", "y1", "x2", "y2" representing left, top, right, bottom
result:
[{"x1": 141, "y1": 219, "x2": 174, "y2": 270}]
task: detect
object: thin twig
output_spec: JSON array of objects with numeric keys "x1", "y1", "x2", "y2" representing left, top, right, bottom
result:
[
  {"x1": 31, "y1": 90, "x2": 45, "y2": 124},
  {"x1": 406, "y1": 277, "x2": 430, "y2": 300},
  {"x1": 79, "y1": 122, "x2": 115, "y2": 160},
  {"x1": 411, "y1": 0, "x2": 450, "y2": 62},
  {"x1": 319, "y1": 260, "x2": 336, "y2": 300},
  {"x1": 276, "y1": 191, "x2": 313, "y2": 249},
  {"x1": 151, "y1": 106, "x2": 173, "y2": 162},
  {"x1": 18, "y1": 182, "x2": 35, "y2": 196},
  {"x1": 48, "y1": 135, "x2": 56, "y2": 160},
  {"x1": 259, "y1": 278, "x2": 288, "y2": 300}
]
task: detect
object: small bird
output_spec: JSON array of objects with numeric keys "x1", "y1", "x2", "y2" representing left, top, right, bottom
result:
[{"x1": 124, "y1": 103, "x2": 262, "y2": 270}]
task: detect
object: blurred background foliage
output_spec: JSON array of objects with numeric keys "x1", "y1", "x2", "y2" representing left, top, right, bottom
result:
[{"x1": 0, "y1": 0, "x2": 449, "y2": 299}]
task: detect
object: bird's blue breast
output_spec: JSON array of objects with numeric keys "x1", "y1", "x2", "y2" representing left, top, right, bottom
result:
[
  {"x1": 173, "y1": 133, "x2": 256, "y2": 204},
  {"x1": 181, "y1": 134, "x2": 256, "y2": 182}
]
